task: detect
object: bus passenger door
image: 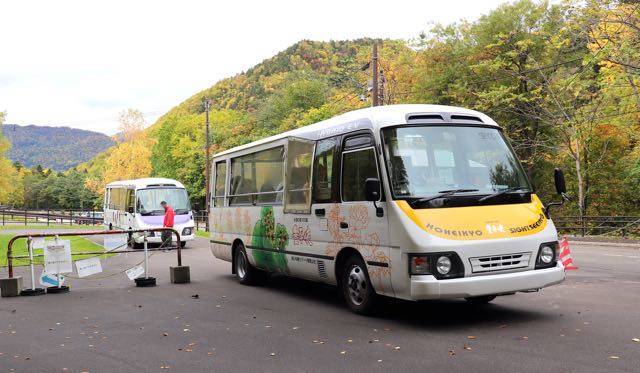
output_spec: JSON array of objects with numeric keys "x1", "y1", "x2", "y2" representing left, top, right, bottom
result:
[{"x1": 336, "y1": 135, "x2": 393, "y2": 296}]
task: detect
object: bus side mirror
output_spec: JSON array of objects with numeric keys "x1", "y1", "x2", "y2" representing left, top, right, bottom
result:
[
  {"x1": 554, "y1": 168, "x2": 566, "y2": 195},
  {"x1": 365, "y1": 178, "x2": 381, "y2": 202},
  {"x1": 128, "y1": 207, "x2": 134, "y2": 214}
]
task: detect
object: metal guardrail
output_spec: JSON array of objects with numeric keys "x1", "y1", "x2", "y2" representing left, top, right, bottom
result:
[
  {"x1": 5, "y1": 228, "x2": 183, "y2": 279},
  {"x1": 554, "y1": 216, "x2": 640, "y2": 237},
  {"x1": 191, "y1": 209, "x2": 640, "y2": 238},
  {"x1": 0, "y1": 208, "x2": 103, "y2": 226}
]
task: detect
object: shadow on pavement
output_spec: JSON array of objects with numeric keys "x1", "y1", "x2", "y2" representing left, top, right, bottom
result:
[{"x1": 221, "y1": 272, "x2": 551, "y2": 330}]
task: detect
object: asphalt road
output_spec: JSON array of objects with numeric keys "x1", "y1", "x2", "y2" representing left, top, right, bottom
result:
[{"x1": 0, "y1": 234, "x2": 639, "y2": 373}]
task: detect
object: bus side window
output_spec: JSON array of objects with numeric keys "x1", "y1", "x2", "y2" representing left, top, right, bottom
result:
[
  {"x1": 342, "y1": 147, "x2": 380, "y2": 202},
  {"x1": 214, "y1": 161, "x2": 226, "y2": 207},
  {"x1": 284, "y1": 138, "x2": 314, "y2": 213},
  {"x1": 125, "y1": 189, "x2": 135, "y2": 213},
  {"x1": 104, "y1": 188, "x2": 110, "y2": 210},
  {"x1": 313, "y1": 137, "x2": 338, "y2": 203}
]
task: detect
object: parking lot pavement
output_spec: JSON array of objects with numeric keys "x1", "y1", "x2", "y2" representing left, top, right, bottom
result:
[{"x1": 1, "y1": 237, "x2": 639, "y2": 372}]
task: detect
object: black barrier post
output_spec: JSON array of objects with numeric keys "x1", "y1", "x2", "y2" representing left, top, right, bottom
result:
[{"x1": 135, "y1": 232, "x2": 156, "y2": 287}]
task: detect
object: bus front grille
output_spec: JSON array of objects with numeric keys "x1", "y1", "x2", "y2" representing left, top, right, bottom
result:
[{"x1": 469, "y1": 252, "x2": 531, "y2": 273}]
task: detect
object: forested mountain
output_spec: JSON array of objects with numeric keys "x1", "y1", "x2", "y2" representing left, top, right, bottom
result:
[
  {"x1": 4, "y1": 0, "x2": 640, "y2": 218},
  {"x1": 2, "y1": 124, "x2": 114, "y2": 171}
]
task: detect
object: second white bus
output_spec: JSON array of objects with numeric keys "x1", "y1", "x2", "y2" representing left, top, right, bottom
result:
[{"x1": 104, "y1": 178, "x2": 196, "y2": 248}]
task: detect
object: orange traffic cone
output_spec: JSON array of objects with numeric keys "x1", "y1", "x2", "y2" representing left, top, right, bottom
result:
[{"x1": 559, "y1": 236, "x2": 578, "y2": 270}]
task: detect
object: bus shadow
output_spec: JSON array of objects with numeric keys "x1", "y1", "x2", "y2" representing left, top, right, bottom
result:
[{"x1": 240, "y1": 274, "x2": 550, "y2": 330}]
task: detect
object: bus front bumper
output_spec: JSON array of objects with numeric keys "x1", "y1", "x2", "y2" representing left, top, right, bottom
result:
[{"x1": 409, "y1": 264, "x2": 565, "y2": 300}]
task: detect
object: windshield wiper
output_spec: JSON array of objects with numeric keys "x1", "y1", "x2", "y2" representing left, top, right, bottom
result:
[
  {"x1": 478, "y1": 187, "x2": 530, "y2": 203},
  {"x1": 174, "y1": 209, "x2": 191, "y2": 215},
  {"x1": 409, "y1": 189, "x2": 479, "y2": 207}
]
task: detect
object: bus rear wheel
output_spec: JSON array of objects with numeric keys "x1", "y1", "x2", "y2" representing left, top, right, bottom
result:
[
  {"x1": 341, "y1": 256, "x2": 376, "y2": 315},
  {"x1": 234, "y1": 244, "x2": 259, "y2": 285}
]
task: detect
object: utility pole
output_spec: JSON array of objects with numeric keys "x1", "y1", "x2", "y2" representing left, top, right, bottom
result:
[
  {"x1": 371, "y1": 42, "x2": 380, "y2": 107},
  {"x1": 204, "y1": 99, "x2": 211, "y2": 232}
]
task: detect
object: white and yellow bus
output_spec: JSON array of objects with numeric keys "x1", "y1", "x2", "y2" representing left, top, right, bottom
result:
[{"x1": 209, "y1": 104, "x2": 566, "y2": 314}]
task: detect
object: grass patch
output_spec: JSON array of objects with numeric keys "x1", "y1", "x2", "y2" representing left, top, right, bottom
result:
[
  {"x1": 0, "y1": 234, "x2": 106, "y2": 267},
  {"x1": 195, "y1": 229, "x2": 209, "y2": 238}
]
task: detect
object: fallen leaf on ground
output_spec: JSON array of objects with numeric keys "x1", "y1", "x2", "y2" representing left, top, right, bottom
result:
[
  {"x1": 340, "y1": 351, "x2": 346, "y2": 355},
  {"x1": 467, "y1": 336, "x2": 476, "y2": 340},
  {"x1": 394, "y1": 346, "x2": 400, "y2": 350},
  {"x1": 609, "y1": 356, "x2": 620, "y2": 360},
  {"x1": 269, "y1": 352, "x2": 276, "y2": 357},
  {"x1": 448, "y1": 349, "x2": 456, "y2": 356},
  {"x1": 632, "y1": 338, "x2": 639, "y2": 343},
  {"x1": 191, "y1": 294, "x2": 199, "y2": 299},
  {"x1": 162, "y1": 332, "x2": 168, "y2": 337},
  {"x1": 463, "y1": 344, "x2": 472, "y2": 351},
  {"x1": 377, "y1": 359, "x2": 383, "y2": 363}
]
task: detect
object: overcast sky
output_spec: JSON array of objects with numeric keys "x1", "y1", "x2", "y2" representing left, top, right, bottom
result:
[{"x1": 0, "y1": 0, "x2": 511, "y2": 135}]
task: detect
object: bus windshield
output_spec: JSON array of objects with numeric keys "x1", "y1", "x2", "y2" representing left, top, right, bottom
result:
[
  {"x1": 136, "y1": 188, "x2": 191, "y2": 215},
  {"x1": 382, "y1": 126, "x2": 530, "y2": 201}
]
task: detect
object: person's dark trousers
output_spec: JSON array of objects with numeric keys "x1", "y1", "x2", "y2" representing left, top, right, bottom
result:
[{"x1": 161, "y1": 230, "x2": 173, "y2": 247}]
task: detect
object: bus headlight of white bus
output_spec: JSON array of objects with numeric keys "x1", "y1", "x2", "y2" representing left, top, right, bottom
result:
[
  {"x1": 535, "y1": 242, "x2": 558, "y2": 269},
  {"x1": 409, "y1": 252, "x2": 464, "y2": 279},
  {"x1": 182, "y1": 227, "x2": 193, "y2": 236}
]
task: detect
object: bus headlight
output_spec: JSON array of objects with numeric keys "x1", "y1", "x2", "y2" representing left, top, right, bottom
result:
[
  {"x1": 535, "y1": 242, "x2": 558, "y2": 269},
  {"x1": 539, "y1": 246, "x2": 554, "y2": 263},
  {"x1": 436, "y1": 256, "x2": 452, "y2": 275},
  {"x1": 182, "y1": 228, "x2": 192, "y2": 236}
]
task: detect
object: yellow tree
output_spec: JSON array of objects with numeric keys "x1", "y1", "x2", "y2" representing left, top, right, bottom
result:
[
  {"x1": 85, "y1": 109, "x2": 153, "y2": 196},
  {"x1": 0, "y1": 111, "x2": 19, "y2": 205}
]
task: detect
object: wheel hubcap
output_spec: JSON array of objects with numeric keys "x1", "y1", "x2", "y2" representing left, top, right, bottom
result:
[
  {"x1": 237, "y1": 252, "x2": 247, "y2": 279},
  {"x1": 347, "y1": 265, "x2": 367, "y2": 306}
]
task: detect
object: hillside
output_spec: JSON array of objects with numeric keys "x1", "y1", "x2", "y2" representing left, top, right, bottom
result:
[
  {"x1": 2, "y1": 124, "x2": 115, "y2": 171},
  {"x1": 80, "y1": 0, "x2": 640, "y2": 217}
]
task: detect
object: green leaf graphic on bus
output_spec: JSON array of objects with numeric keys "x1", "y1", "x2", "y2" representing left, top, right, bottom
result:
[{"x1": 252, "y1": 206, "x2": 289, "y2": 273}]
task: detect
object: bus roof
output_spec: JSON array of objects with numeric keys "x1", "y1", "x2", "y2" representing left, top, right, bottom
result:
[
  {"x1": 212, "y1": 104, "x2": 499, "y2": 159},
  {"x1": 105, "y1": 177, "x2": 186, "y2": 189}
]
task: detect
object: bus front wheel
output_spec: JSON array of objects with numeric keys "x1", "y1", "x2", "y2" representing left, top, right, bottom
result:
[
  {"x1": 234, "y1": 244, "x2": 258, "y2": 285},
  {"x1": 341, "y1": 256, "x2": 376, "y2": 315}
]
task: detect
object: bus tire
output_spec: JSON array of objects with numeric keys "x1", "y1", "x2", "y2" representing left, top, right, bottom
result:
[
  {"x1": 234, "y1": 244, "x2": 258, "y2": 285},
  {"x1": 341, "y1": 255, "x2": 376, "y2": 315},
  {"x1": 465, "y1": 295, "x2": 496, "y2": 305}
]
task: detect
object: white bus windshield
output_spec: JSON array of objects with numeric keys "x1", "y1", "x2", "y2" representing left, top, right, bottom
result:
[
  {"x1": 136, "y1": 188, "x2": 191, "y2": 215},
  {"x1": 382, "y1": 126, "x2": 530, "y2": 199}
]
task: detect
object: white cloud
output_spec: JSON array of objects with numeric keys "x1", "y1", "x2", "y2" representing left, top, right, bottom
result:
[{"x1": 0, "y1": 0, "x2": 510, "y2": 135}]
